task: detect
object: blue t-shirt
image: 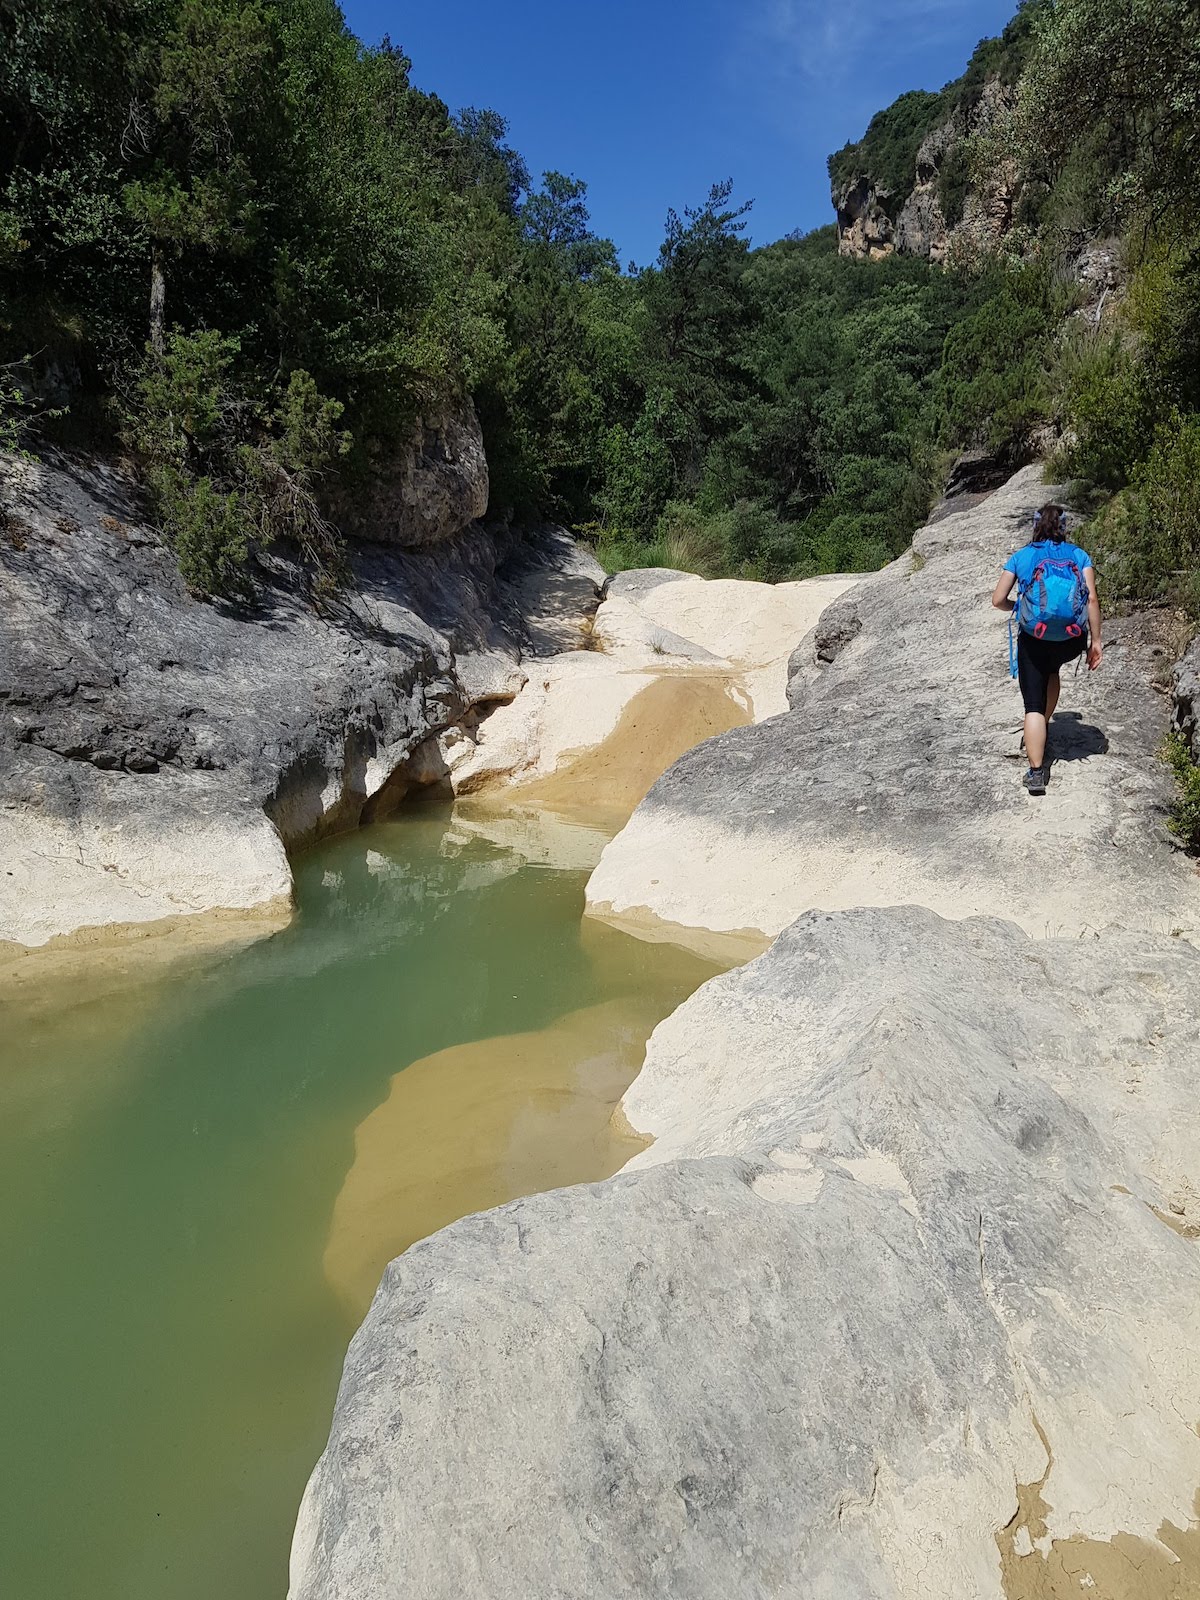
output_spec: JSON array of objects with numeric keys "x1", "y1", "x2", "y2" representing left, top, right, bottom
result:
[{"x1": 1004, "y1": 539, "x2": 1093, "y2": 588}]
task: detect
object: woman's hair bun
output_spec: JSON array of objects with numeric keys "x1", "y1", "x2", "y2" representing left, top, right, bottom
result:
[{"x1": 1034, "y1": 503, "x2": 1069, "y2": 541}]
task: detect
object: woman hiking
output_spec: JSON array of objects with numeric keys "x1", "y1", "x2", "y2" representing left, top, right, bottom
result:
[{"x1": 992, "y1": 503, "x2": 1103, "y2": 795}]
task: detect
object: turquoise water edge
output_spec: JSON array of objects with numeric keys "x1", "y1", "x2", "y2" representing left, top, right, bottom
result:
[{"x1": 0, "y1": 804, "x2": 717, "y2": 1600}]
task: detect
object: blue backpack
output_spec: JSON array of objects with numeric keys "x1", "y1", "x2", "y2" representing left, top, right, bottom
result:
[{"x1": 1017, "y1": 552, "x2": 1089, "y2": 642}]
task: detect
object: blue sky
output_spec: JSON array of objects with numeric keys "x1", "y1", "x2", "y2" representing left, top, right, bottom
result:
[{"x1": 341, "y1": 0, "x2": 1020, "y2": 266}]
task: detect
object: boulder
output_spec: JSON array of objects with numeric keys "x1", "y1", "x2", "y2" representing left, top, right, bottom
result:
[
  {"x1": 602, "y1": 567, "x2": 698, "y2": 602},
  {"x1": 290, "y1": 904, "x2": 1200, "y2": 1600},
  {"x1": 499, "y1": 530, "x2": 605, "y2": 657},
  {"x1": 586, "y1": 465, "x2": 1200, "y2": 950},
  {"x1": 1173, "y1": 635, "x2": 1200, "y2": 757},
  {"x1": 941, "y1": 449, "x2": 1019, "y2": 502},
  {"x1": 631, "y1": 572, "x2": 859, "y2": 720},
  {"x1": 330, "y1": 400, "x2": 489, "y2": 548},
  {"x1": 432, "y1": 654, "x2": 753, "y2": 817},
  {"x1": 0, "y1": 450, "x2": 598, "y2": 948},
  {"x1": 588, "y1": 594, "x2": 724, "y2": 666}
]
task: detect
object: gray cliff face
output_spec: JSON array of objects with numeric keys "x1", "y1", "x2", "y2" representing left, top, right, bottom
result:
[
  {"x1": 329, "y1": 400, "x2": 490, "y2": 548},
  {"x1": 0, "y1": 448, "x2": 602, "y2": 944},
  {"x1": 290, "y1": 904, "x2": 1200, "y2": 1600},
  {"x1": 834, "y1": 173, "x2": 896, "y2": 260}
]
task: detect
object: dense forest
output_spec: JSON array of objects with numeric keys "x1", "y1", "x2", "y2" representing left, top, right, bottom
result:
[{"x1": 1, "y1": 0, "x2": 1198, "y2": 608}]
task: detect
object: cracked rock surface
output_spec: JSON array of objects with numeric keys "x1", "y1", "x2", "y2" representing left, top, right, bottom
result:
[
  {"x1": 0, "y1": 450, "x2": 602, "y2": 946},
  {"x1": 290, "y1": 904, "x2": 1200, "y2": 1599}
]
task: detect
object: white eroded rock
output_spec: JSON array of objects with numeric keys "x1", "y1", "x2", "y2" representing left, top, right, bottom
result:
[
  {"x1": 441, "y1": 570, "x2": 860, "y2": 803},
  {"x1": 290, "y1": 906, "x2": 1200, "y2": 1599},
  {"x1": 586, "y1": 466, "x2": 1200, "y2": 947},
  {"x1": 635, "y1": 572, "x2": 858, "y2": 717},
  {"x1": 0, "y1": 779, "x2": 291, "y2": 949}
]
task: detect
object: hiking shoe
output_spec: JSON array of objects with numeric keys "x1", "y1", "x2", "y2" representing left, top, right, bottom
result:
[{"x1": 1022, "y1": 765, "x2": 1047, "y2": 795}]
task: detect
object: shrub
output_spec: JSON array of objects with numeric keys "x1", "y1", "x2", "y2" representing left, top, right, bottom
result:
[
  {"x1": 126, "y1": 332, "x2": 349, "y2": 598},
  {"x1": 593, "y1": 393, "x2": 683, "y2": 540},
  {"x1": 147, "y1": 467, "x2": 250, "y2": 597},
  {"x1": 936, "y1": 266, "x2": 1057, "y2": 452},
  {"x1": 0, "y1": 363, "x2": 39, "y2": 455},
  {"x1": 0, "y1": 355, "x2": 67, "y2": 456},
  {"x1": 1163, "y1": 730, "x2": 1200, "y2": 852},
  {"x1": 1092, "y1": 416, "x2": 1200, "y2": 611},
  {"x1": 1054, "y1": 329, "x2": 1160, "y2": 489}
]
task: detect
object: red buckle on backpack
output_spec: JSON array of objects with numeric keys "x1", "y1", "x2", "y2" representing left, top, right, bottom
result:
[
  {"x1": 1066, "y1": 623, "x2": 1082, "y2": 637},
  {"x1": 1034, "y1": 623, "x2": 1047, "y2": 639}
]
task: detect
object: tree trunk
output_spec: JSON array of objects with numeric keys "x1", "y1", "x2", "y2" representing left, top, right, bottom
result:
[{"x1": 149, "y1": 245, "x2": 166, "y2": 358}]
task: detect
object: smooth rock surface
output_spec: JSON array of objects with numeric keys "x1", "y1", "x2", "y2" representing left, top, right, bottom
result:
[
  {"x1": 0, "y1": 451, "x2": 600, "y2": 946},
  {"x1": 431, "y1": 652, "x2": 750, "y2": 809},
  {"x1": 602, "y1": 567, "x2": 698, "y2": 601},
  {"x1": 636, "y1": 573, "x2": 858, "y2": 718},
  {"x1": 587, "y1": 466, "x2": 1200, "y2": 948},
  {"x1": 291, "y1": 904, "x2": 1200, "y2": 1600},
  {"x1": 438, "y1": 571, "x2": 859, "y2": 801}
]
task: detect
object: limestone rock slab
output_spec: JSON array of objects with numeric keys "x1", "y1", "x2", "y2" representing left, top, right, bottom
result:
[
  {"x1": 443, "y1": 570, "x2": 861, "y2": 804},
  {"x1": 587, "y1": 466, "x2": 1200, "y2": 948},
  {"x1": 290, "y1": 906, "x2": 1200, "y2": 1600}
]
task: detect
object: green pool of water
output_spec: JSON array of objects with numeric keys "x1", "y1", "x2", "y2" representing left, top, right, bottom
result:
[{"x1": 0, "y1": 804, "x2": 718, "y2": 1600}]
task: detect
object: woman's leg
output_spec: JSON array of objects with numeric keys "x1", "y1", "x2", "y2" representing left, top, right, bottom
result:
[
  {"x1": 1032, "y1": 672, "x2": 1063, "y2": 764},
  {"x1": 1046, "y1": 673, "x2": 1062, "y2": 722},
  {"x1": 1024, "y1": 709, "x2": 1048, "y2": 769},
  {"x1": 1017, "y1": 636, "x2": 1051, "y2": 769}
]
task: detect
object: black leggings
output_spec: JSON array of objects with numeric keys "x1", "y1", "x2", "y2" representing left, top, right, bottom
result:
[{"x1": 1017, "y1": 631, "x2": 1087, "y2": 715}]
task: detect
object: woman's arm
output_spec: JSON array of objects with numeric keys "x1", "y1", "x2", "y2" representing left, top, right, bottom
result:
[
  {"x1": 1085, "y1": 568, "x2": 1103, "y2": 669},
  {"x1": 992, "y1": 571, "x2": 1017, "y2": 611}
]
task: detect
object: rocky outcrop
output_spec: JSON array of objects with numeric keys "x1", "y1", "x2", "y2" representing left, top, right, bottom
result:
[
  {"x1": 891, "y1": 121, "x2": 958, "y2": 261},
  {"x1": 586, "y1": 466, "x2": 1200, "y2": 951},
  {"x1": 836, "y1": 81, "x2": 1019, "y2": 265},
  {"x1": 834, "y1": 175, "x2": 896, "y2": 260},
  {"x1": 0, "y1": 449, "x2": 601, "y2": 948},
  {"x1": 1175, "y1": 635, "x2": 1200, "y2": 756},
  {"x1": 329, "y1": 400, "x2": 489, "y2": 548},
  {"x1": 940, "y1": 449, "x2": 1020, "y2": 503},
  {"x1": 422, "y1": 570, "x2": 857, "y2": 811},
  {"x1": 290, "y1": 460, "x2": 1200, "y2": 1597},
  {"x1": 290, "y1": 903, "x2": 1200, "y2": 1600}
]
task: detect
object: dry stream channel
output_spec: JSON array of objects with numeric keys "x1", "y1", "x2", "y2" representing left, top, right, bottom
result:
[{"x1": 0, "y1": 801, "x2": 721, "y2": 1600}]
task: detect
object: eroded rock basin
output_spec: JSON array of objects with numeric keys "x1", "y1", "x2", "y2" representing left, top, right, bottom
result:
[{"x1": 0, "y1": 802, "x2": 720, "y2": 1600}]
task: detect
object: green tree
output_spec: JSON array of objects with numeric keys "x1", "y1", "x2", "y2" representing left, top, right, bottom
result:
[
  {"x1": 1015, "y1": 0, "x2": 1200, "y2": 231},
  {"x1": 121, "y1": 0, "x2": 279, "y2": 354}
]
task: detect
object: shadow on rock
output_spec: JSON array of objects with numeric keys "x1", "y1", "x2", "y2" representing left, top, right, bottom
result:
[{"x1": 1051, "y1": 710, "x2": 1109, "y2": 762}]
